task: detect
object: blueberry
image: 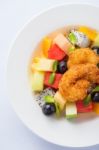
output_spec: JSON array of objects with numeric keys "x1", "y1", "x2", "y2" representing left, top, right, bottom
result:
[
  {"x1": 58, "y1": 60, "x2": 67, "y2": 74},
  {"x1": 42, "y1": 103, "x2": 56, "y2": 115},
  {"x1": 91, "y1": 92, "x2": 99, "y2": 102},
  {"x1": 92, "y1": 46, "x2": 99, "y2": 55}
]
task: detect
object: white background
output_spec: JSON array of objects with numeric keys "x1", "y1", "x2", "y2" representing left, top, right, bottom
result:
[{"x1": 1, "y1": 0, "x2": 99, "y2": 150}]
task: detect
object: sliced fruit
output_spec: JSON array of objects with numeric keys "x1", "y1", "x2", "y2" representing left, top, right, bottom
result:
[
  {"x1": 31, "y1": 71, "x2": 44, "y2": 91},
  {"x1": 92, "y1": 85, "x2": 99, "y2": 92},
  {"x1": 68, "y1": 30, "x2": 90, "y2": 48},
  {"x1": 83, "y1": 94, "x2": 91, "y2": 106},
  {"x1": 44, "y1": 95, "x2": 54, "y2": 103},
  {"x1": 68, "y1": 46, "x2": 75, "y2": 52},
  {"x1": 54, "y1": 91, "x2": 66, "y2": 111},
  {"x1": 53, "y1": 33, "x2": 72, "y2": 54},
  {"x1": 53, "y1": 60, "x2": 58, "y2": 72},
  {"x1": 32, "y1": 58, "x2": 56, "y2": 72},
  {"x1": 44, "y1": 72, "x2": 62, "y2": 89},
  {"x1": 48, "y1": 72, "x2": 55, "y2": 84},
  {"x1": 76, "y1": 100, "x2": 93, "y2": 113},
  {"x1": 93, "y1": 34, "x2": 99, "y2": 47},
  {"x1": 48, "y1": 44, "x2": 66, "y2": 60},
  {"x1": 68, "y1": 32, "x2": 77, "y2": 45},
  {"x1": 65, "y1": 102, "x2": 77, "y2": 119},
  {"x1": 42, "y1": 37, "x2": 52, "y2": 57},
  {"x1": 36, "y1": 88, "x2": 55, "y2": 107},
  {"x1": 93, "y1": 103, "x2": 99, "y2": 114},
  {"x1": 79, "y1": 26, "x2": 97, "y2": 41}
]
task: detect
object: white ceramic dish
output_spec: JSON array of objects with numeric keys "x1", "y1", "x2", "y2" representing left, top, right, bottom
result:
[{"x1": 7, "y1": 3, "x2": 99, "y2": 147}]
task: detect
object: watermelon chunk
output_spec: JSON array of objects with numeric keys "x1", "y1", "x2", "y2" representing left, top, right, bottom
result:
[
  {"x1": 76, "y1": 100, "x2": 93, "y2": 113},
  {"x1": 48, "y1": 44, "x2": 66, "y2": 60},
  {"x1": 44, "y1": 72, "x2": 62, "y2": 89}
]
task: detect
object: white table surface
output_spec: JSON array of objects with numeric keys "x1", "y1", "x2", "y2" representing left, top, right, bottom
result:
[{"x1": 1, "y1": 0, "x2": 99, "y2": 149}]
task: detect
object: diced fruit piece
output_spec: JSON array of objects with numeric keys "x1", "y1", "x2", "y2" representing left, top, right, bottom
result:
[
  {"x1": 93, "y1": 34, "x2": 99, "y2": 47},
  {"x1": 92, "y1": 46, "x2": 99, "y2": 55},
  {"x1": 79, "y1": 26, "x2": 97, "y2": 41},
  {"x1": 44, "y1": 95, "x2": 54, "y2": 103},
  {"x1": 53, "y1": 61, "x2": 58, "y2": 72},
  {"x1": 76, "y1": 100, "x2": 93, "y2": 113},
  {"x1": 68, "y1": 30, "x2": 90, "y2": 48},
  {"x1": 68, "y1": 32, "x2": 77, "y2": 44},
  {"x1": 36, "y1": 88, "x2": 55, "y2": 107},
  {"x1": 93, "y1": 103, "x2": 99, "y2": 114},
  {"x1": 83, "y1": 94, "x2": 91, "y2": 106},
  {"x1": 91, "y1": 92, "x2": 99, "y2": 103},
  {"x1": 68, "y1": 46, "x2": 75, "y2": 52},
  {"x1": 54, "y1": 91, "x2": 66, "y2": 111},
  {"x1": 33, "y1": 57, "x2": 40, "y2": 63},
  {"x1": 57, "y1": 60, "x2": 67, "y2": 74},
  {"x1": 92, "y1": 85, "x2": 99, "y2": 92},
  {"x1": 42, "y1": 103, "x2": 56, "y2": 115},
  {"x1": 65, "y1": 102, "x2": 77, "y2": 119},
  {"x1": 32, "y1": 58, "x2": 56, "y2": 72},
  {"x1": 55, "y1": 102, "x2": 60, "y2": 116},
  {"x1": 48, "y1": 72, "x2": 55, "y2": 84},
  {"x1": 53, "y1": 33, "x2": 72, "y2": 54},
  {"x1": 44, "y1": 72, "x2": 62, "y2": 89},
  {"x1": 42, "y1": 37, "x2": 52, "y2": 57},
  {"x1": 31, "y1": 71, "x2": 44, "y2": 91},
  {"x1": 48, "y1": 44, "x2": 66, "y2": 60}
]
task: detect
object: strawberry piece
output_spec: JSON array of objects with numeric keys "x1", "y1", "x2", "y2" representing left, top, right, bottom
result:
[
  {"x1": 44, "y1": 72, "x2": 62, "y2": 89},
  {"x1": 48, "y1": 44, "x2": 66, "y2": 60}
]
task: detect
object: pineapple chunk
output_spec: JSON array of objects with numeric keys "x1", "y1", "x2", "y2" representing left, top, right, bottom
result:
[
  {"x1": 32, "y1": 58, "x2": 56, "y2": 72},
  {"x1": 31, "y1": 71, "x2": 44, "y2": 91},
  {"x1": 53, "y1": 33, "x2": 72, "y2": 54},
  {"x1": 54, "y1": 91, "x2": 66, "y2": 111}
]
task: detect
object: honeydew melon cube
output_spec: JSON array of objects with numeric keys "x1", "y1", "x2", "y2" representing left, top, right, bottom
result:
[
  {"x1": 66, "y1": 102, "x2": 77, "y2": 119},
  {"x1": 31, "y1": 71, "x2": 44, "y2": 91}
]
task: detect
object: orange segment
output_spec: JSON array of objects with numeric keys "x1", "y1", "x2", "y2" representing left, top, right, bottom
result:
[
  {"x1": 93, "y1": 103, "x2": 99, "y2": 115},
  {"x1": 79, "y1": 26, "x2": 97, "y2": 41},
  {"x1": 42, "y1": 37, "x2": 52, "y2": 57}
]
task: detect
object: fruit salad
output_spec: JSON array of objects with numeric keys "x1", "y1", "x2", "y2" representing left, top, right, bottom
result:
[{"x1": 29, "y1": 26, "x2": 99, "y2": 119}]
